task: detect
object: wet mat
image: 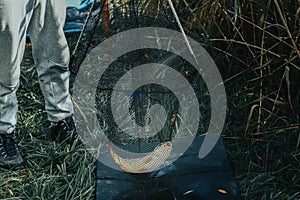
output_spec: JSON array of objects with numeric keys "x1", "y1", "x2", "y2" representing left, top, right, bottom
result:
[{"x1": 96, "y1": 136, "x2": 240, "y2": 200}]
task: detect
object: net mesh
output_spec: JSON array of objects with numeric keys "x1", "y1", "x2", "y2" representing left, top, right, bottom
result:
[{"x1": 75, "y1": 0, "x2": 211, "y2": 172}]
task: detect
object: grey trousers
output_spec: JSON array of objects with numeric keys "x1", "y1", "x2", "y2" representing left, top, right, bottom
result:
[{"x1": 0, "y1": 0, "x2": 74, "y2": 134}]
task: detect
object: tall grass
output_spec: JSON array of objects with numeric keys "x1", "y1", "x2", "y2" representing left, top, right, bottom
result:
[
  {"x1": 167, "y1": 0, "x2": 300, "y2": 199},
  {"x1": 109, "y1": 0, "x2": 300, "y2": 199}
]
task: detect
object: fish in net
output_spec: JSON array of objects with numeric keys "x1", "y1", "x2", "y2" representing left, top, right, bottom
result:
[{"x1": 107, "y1": 141, "x2": 173, "y2": 173}]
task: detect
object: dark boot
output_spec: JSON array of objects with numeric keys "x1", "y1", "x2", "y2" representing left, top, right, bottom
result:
[
  {"x1": 0, "y1": 132, "x2": 25, "y2": 170},
  {"x1": 49, "y1": 116, "x2": 78, "y2": 145}
]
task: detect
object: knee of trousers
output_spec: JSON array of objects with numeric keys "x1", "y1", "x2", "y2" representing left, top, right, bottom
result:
[
  {"x1": 0, "y1": 65, "x2": 20, "y2": 96},
  {"x1": 0, "y1": 81, "x2": 19, "y2": 97}
]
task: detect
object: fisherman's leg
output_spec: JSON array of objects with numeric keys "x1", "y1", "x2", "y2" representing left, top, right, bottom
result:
[
  {"x1": 28, "y1": 0, "x2": 76, "y2": 144},
  {"x1": 0, "y1": 0, "x2": 33, "y2": 169},
  {"x1": 28, "y1": 0, "x2": 73, "y2": 123},
  {"x1": 0, "y1": 0, "x2": 30, "y2": 134}
]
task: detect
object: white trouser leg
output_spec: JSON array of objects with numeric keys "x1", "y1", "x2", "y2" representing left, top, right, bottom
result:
[
  {"x1": 28, "y1": 0, "x2": 73, "y2": 122},
  {"x1": 0, "y1": 0, "x2": 73, "y2": 134},
  {"x1": 0, "y1": 0, "x2": 31, "y2": 134}
]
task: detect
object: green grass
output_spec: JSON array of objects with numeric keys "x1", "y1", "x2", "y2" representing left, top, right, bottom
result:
[{"x1": 0, "y1": 45, "x2": 96, "y2": 199}]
